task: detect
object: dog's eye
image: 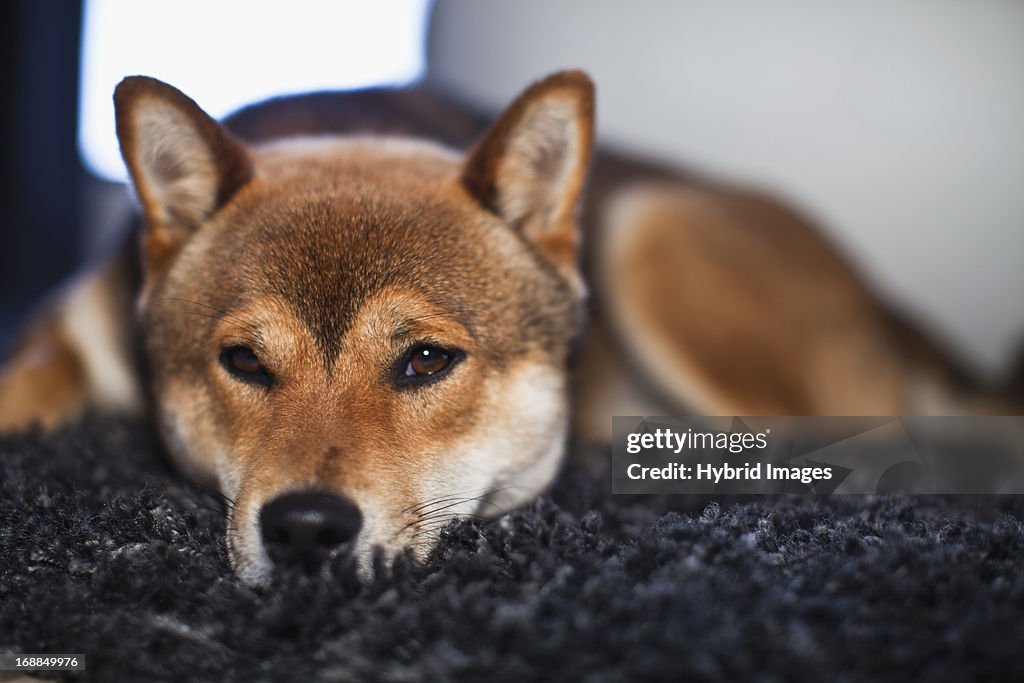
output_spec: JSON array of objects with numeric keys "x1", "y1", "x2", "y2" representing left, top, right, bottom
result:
[
  {"x1": 395, "y1": 344, "x2": 461, "y2": 387},
  {"x1": 407, "y1": 347, "x2": 452, "y2": 376},
  {"x1": 220, "y1": 346, "x2": 272, "y2": 387}
]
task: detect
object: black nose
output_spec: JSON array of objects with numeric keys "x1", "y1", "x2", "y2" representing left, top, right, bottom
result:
[{"x1": 259, "y1": 491, "x2": 362, "y2": 571}]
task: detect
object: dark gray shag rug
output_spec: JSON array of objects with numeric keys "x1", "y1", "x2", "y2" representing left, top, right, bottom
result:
[{"x1": 2, "y1": 417, "x2": 1023, "y2": 682}]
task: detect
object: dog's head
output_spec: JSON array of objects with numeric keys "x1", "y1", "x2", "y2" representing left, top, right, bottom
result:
[{"x1": 113, "y1": 72, "x2": 594, "y2": 583}]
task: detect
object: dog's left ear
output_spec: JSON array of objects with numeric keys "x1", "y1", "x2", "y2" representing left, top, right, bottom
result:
[{"x1": 462, "y1": 71, "x2": 595, "y2": 294}]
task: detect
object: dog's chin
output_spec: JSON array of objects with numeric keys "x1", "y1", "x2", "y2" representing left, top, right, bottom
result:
[
  {"x1": 226, "y1": 529, "x2": 437, "y2": 587},
  {"x1": 224, "y1": 514, "x2": 274, "y2": 586},
  {"x1": 230, "y1": 548, "x2": 275, "y2": 587}
]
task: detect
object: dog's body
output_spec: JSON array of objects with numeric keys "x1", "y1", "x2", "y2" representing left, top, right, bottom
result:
[{"x1": 1, "y1": 73, "x2": 1019, "y2": 583}]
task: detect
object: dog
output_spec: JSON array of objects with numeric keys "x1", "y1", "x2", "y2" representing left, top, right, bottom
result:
[{"x1": 0, "y1": 71, "x2": 1019, "y2": 584}]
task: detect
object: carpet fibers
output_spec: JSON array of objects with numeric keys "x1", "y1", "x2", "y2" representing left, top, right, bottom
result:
[{"x1": 1, "y1": 418, "x2": 1023, "y2": 682}]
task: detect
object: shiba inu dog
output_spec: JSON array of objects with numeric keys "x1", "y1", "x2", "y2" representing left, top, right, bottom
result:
[{"x1": 0, "y1": 71, "x2": 1019, "y2": 584}]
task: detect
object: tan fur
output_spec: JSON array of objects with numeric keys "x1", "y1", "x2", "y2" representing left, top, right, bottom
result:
[
  {"x1": 107, "y1": 73, "x2": 587, "y2": 583},
  {"x1": 598, "y1": 183, "x2": 905, "y2": 415},
  {"x1": 1, "y1": 71, "x2": 1019, "y2": 585},
  {"x1": 571, "y1": 181, "x2": 1020, "y2": 447},
  {"x1": 0, "y1": 257, "x2": 140, "y2": 432},
  {"x1": 0, "y1": 317, "x2": 86, "y2": 432},
  {"x1": 463, "y1": 71, "x2": 594, "y2": 296}
]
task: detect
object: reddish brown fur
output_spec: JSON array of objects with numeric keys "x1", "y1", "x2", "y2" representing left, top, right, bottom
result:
[
  {"x1": 598, "y1": 185, "x2": 904, "y2": 414},
  {"x1": 0, "y1": 317, "x2": 86, "y2": 431},
  {"x1": 462, "y1": 70, "x2": 595, "y2": 286},
  {"x1": 108, "y1": 73, "x2": 592, "y2": 581},
  {"x1": 115, "y1": 77, "x2": 253, "y2": 281},
  {"x1": 1, "y1": 70, "x2": 1019, "y2": 583}
]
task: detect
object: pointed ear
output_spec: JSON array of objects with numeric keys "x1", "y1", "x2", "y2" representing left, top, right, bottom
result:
[
  {"x1": 462, "y1": 70, "x2": 595, "y2": 294},
  {"x1": 114, "y1": 76, "x2": 252, "y2": 274}
]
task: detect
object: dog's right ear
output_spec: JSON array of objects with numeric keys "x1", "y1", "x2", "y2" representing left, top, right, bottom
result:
[{"x1": 114, "y1": 76, "x2": 252, "y2": 276}]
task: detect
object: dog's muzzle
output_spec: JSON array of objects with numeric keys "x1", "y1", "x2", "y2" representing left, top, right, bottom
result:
[{"x1": 259, "y1": 490, "x2": 362, "y2": 572}]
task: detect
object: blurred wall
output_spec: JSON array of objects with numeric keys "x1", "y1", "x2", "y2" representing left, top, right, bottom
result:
[{"x1": 427, "y1": 0, "x2": 1024, "y2": 376}]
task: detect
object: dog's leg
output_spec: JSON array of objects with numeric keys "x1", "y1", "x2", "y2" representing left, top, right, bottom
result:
[
  {"x1": 591, "y1": 182, "x2": 911, "y2": 416},
  {"x1": 0, "y1": 249, "x2": 142, "y2": 432},
  {"x1": 590, "y1": 181, "x2": 1024, "y2": 417}
]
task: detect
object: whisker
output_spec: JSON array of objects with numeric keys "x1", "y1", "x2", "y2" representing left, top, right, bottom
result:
[
  {"x1": 411, "y1": 521, "x2": 468, "y2": 541},
  {"x1": 406, "y1": 484, "x2": 529, "y2": 517},
  {"x1": 402, "y1": 485, "x2": 507, "y2": 514},
  {"x1": 415, "y1": 491, "x2": 512, "y2": 518},
  {"x1": 190, "y1": 504, "x2": 230, "y2": 518},
  {"x1": 419, "y1": 510, "x2": 487, "y2": 523},
  {"x1": 401, "y1": 507, "x2": 468, "y2": 532},
  {"x1": 415, "y1": 518, "x2": 464, "y2": 529},
  {"x1": 173, "y1": 311, "x2": 257, "y2": 338},
  {"x1": 163, "y1": 297, "x2": 263, "y2": 338},
  {"x1": 405, "y1": 492, "x2": 485, "y2": 516},
  {"x1": 165, "y1": 297, "x2": 257, "y2": 327},
  {"x1": 405, "y1": 310, "x2": 469, "y2": 324},
  {"x1": 400, "y1": 511, "x2": 486, "y2": 533},
  {"x1": 411, "y1": 524, "x2": 450, "y2": 538},
  {"x1": 190, "y1": 481, "x2": 237, "y2": 511}
]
